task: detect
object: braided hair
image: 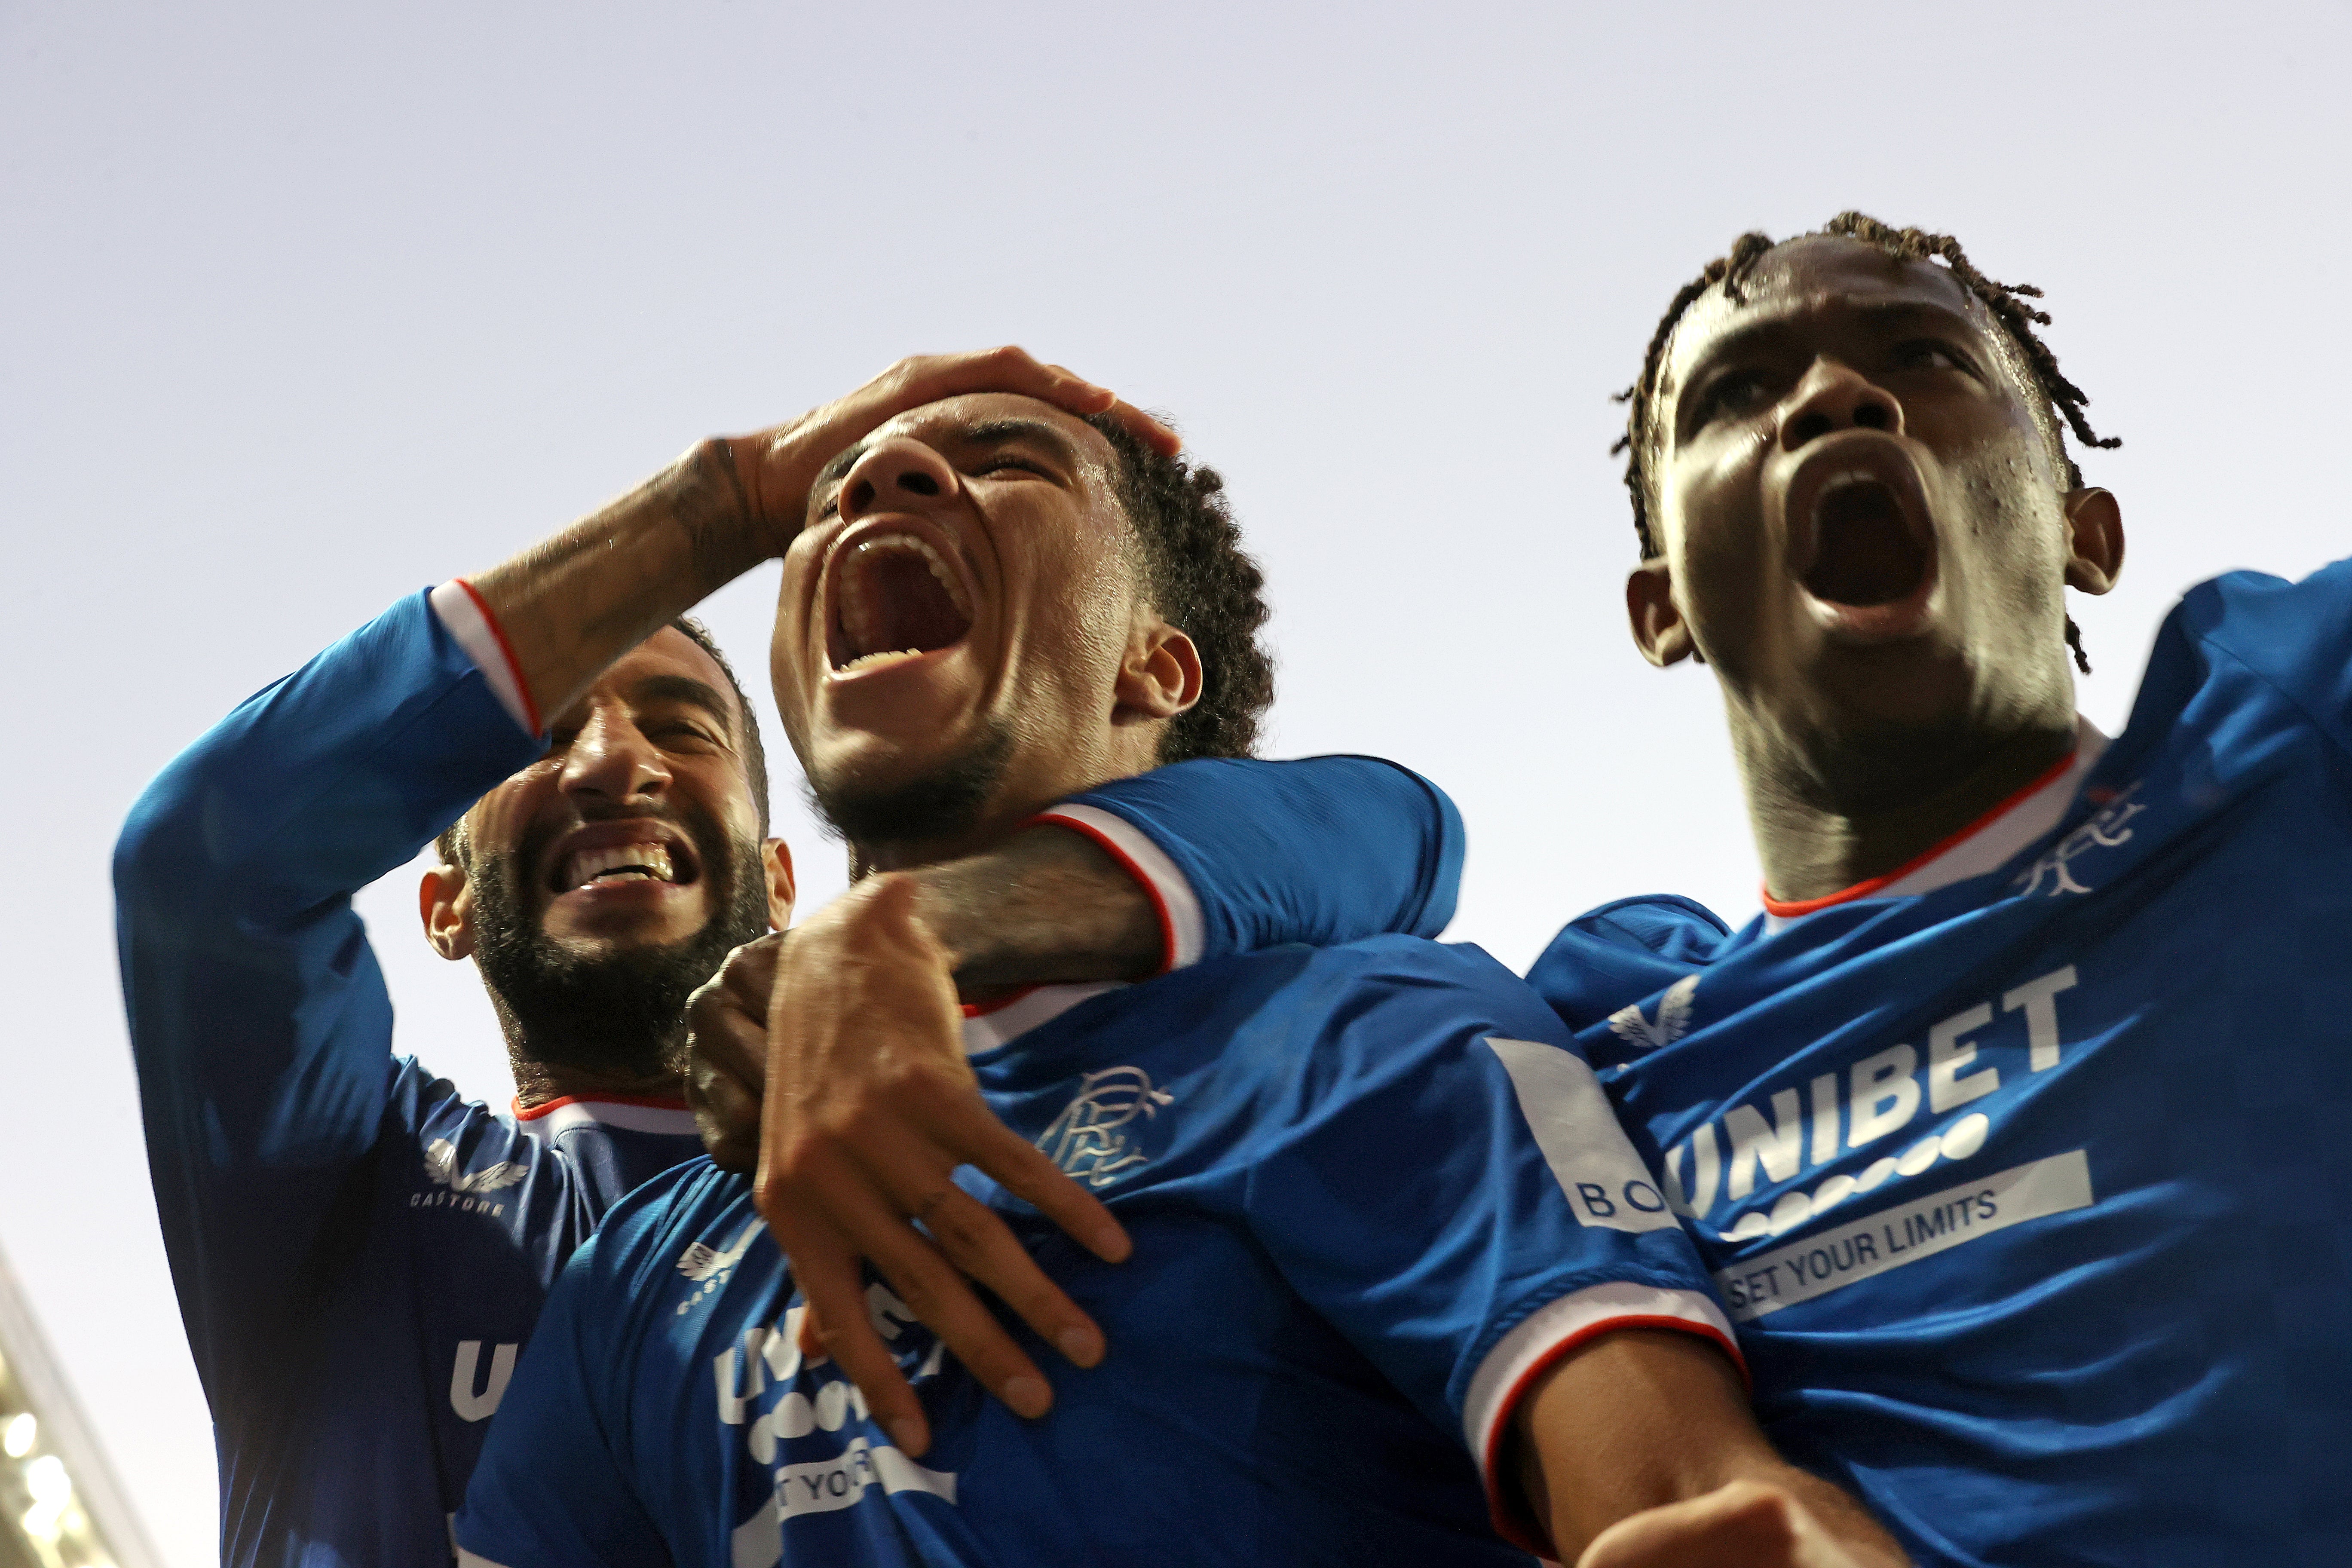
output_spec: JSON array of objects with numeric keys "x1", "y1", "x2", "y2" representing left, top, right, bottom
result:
[{"x1": 1611, "y1": 213, "x2": 2120, "y2": 672}]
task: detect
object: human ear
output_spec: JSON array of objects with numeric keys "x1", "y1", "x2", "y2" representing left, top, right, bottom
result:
[
  {"x1": 760, "y1": 837, "x2": 796, "y2": 931},
  {"x1": 420, "y1": 863, "x2": 475, "y2": 961},
  {"x1": 2062, "y1": 488, "x2": 2125, "y2": 595},
  {"x1": 1114, "y1": 621, "x2": 1203, "y2": 722},
  {"x1": 1626, "y1": 563, "x2": 1700, "y2": 668}
]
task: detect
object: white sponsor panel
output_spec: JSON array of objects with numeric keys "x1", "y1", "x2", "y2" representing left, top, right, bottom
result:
[
  {"x1": 729, "y1": 1437, "x2": 956, "y2": 1568},
  {"x1": 1486, "y1": 1037, "x2": 1680, "y2": 1233},
  {"x1": 1715, "y1": 1150, "x2": 2093, "y2": 1321}
]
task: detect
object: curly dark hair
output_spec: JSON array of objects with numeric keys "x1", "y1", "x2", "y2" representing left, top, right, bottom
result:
[
  {"x1": 434, "y1": 612, "x2": 768, "y2": 866},
  {"x1": 1086, "y1": 413, "x2": 1276, "y2": 762},
  {"x1": 1611, "y1": 213, "x2": 2122, "y2": 673}
]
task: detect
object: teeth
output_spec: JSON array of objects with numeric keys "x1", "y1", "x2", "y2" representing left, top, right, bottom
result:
[
  {"x1": 838, "y1": 534, "x2": 972, "y2": 660},
  {"x1": 836, "y1": 648, "x2": 928, "y2": 674},
  {"x1": 564, "y1": 842, "x2": 675, "y2": 891},
  {"x1": 1819, "y1": 469, "x2": 1877, "y2": 495}
]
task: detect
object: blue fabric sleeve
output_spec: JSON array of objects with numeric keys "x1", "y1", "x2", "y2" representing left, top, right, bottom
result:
[
  {"x1": 455, "y1": 1234, "x2": 671, "y2": 1568},
  {"x1": 1241, "y1": 940, "x2": 1722, "y2": 1450},
  {"x1": 112, "y1": 590, "x2": 545, "y2": 1395},
  {"x1": 2183, "y1": 557, "x2": 2352, "y2": 760},
  {"x1": 1064, "y1": 755, "x2": 1463, "y2": 959}
]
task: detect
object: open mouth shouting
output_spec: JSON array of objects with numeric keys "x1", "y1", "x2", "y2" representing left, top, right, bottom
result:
[
  {"x1": 821, "y1": 520, "x2": 978, "y2": 679},
  {"x1": 1783, "y1": 434, "x2": 1940, "y2": 642}
]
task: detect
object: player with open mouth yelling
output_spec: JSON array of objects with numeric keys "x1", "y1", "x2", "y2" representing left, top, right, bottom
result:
[
  {"x1": 697, "y1": 217, "x2": 2352, "y2": 1567},
  {"x1": 122, "y1": 347, "x2": 1488, "y2": 1568},
  {"x1": 454, "y1": 394, "x2": 1904, "y2": 1568}
]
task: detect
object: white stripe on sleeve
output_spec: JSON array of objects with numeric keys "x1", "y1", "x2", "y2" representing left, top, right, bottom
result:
[
  {"x1": 430, "y1": 579, "x2": 537, "y2": 737},
  {"x1": 1032, "y1": 802, "x2": 1206, "y2": 971}
]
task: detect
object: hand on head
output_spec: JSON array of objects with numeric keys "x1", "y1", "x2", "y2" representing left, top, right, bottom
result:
[{"x1": 727, "y1": 348, "x2": 1179, "y2": 556}]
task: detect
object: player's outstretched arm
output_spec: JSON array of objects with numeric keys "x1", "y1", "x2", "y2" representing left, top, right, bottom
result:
[{"x1": 1511, "y1": 1329, "x2": 1908, "y2": 1568}]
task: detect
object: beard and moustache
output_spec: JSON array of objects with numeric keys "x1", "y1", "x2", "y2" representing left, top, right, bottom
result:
[{"x1": 467, "y1": 807, "x2": 773, "y2": 1081}]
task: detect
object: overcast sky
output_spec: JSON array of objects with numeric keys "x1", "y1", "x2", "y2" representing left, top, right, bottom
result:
[{"x1": 6, "y1": 3, "x2": 2349, "y2": 1562}]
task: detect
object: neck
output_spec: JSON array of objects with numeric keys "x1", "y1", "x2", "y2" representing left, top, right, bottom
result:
[
  {"x1": 495, "y1": 998, "x2": 688, "y2": 1111},
  {"x1": 1734, "y1": 706, "x2": 2079, "y2": 905},
  {"x1": 508, "y1": 1049, "x2": 686, "y2": 1112}
]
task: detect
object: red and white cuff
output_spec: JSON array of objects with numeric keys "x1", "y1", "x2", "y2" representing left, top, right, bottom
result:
[
  {"x1": 1464, "y1": 1280, "x2": 1743, "y2": 1556},
  {"x1": 430, "y1": 579, "x2": 542, "y2": 737},
  {"x1": 1028, "y1": 803, "x2": 1205, "y2": 974}
]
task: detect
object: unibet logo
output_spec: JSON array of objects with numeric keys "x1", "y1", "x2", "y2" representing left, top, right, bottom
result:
[{"x1": 1660, "y1": 965, "x2": 2079, "y2": 1242}]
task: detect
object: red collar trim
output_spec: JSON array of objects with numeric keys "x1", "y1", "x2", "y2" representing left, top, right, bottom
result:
[
  {"x1": 960, "y1": 986, "x2": 1040, "y2": 1020},
  {"x1": 1760, "y1": 749, "x2": 2078, "y2": 919},
  {"x1": 511, "y1": 1091, "x2": 692, "y2": 1121}
]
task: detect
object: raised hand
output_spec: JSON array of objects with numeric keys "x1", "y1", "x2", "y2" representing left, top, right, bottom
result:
[
  {"x1": 726, "y1": 347, "x2": 1179, "y2": 551},
  {"x1": 470, "y1": 347, "x2": 1175, "y2": 730}
]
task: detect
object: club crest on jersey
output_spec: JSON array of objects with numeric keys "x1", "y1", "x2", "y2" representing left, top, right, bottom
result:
[
  {"x1": 1608, "y1": 974, "x2": 1700, "y2": 1053},
  {"x1": 2013, "y1": 783, "x2": 2146, "y2": 897},
  {"x1": 408, "y1": 1137, "x2": 525, "y2": 1215},
  {"x1": 1036, "y1": 1066, "x2": 1173, "y2": 1188}
]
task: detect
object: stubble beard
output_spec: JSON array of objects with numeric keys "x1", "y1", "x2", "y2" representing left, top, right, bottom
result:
[{"x1": 806, "y1": 720, "x2": 1016, "y2": 855}]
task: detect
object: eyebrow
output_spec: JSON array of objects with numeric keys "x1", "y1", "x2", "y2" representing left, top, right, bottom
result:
[
  {"x1": 811, "y1": 415, "x2": 1086, "y2": 500},
  {"x1": 626, "y1": 674, "x2": 738, "y2": 737},
  {"x1": 818, "y1": 442, "x2": 870, "y2": 490},
  {"x1": 950, "y1": 416, "x2": 1085, "y2": 470},
  {"x1": 1679, "y1": 296, "x2": 1987, "y2": 384}
]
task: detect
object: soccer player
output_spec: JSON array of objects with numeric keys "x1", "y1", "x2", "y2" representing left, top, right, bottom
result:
[
  {"x1": 114, "y1": 349, "x2": 1462, "y2": 1568},
  {"x1": 452, "y1": 394, "x2": 1904, "y2": 1568},
  {"x1": 725, "y1": 218, "x2": 2352, "y2": 1564}
]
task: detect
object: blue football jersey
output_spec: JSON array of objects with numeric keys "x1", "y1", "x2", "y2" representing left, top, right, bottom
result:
[
  {"x1": 454, "y1": 940, "x2": 1736, "y2": 1568},
  {"x1": 116, "y1": 592, "x2": 1479, "y2": 1567},
  {"x1": 116, "y1": 592, "x2": 716, "y2": 1568},
  {"x1": 1527, "y1": 560, "x2": 2352, "y2": 1565}
]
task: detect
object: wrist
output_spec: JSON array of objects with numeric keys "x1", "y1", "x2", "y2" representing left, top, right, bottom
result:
[{"x1": 669, "y1": 437, "x2": 779, "y2": 586}]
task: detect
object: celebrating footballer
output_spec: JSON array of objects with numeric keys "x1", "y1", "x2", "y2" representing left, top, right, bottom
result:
[{"x1": 116, "y1": 212, "x2": 2352, "y2": 1568}]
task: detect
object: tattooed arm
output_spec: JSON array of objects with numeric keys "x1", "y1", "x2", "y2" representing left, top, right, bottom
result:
[{"x1": 468, "y1": 349, "x2": 1175, "y2": 726}]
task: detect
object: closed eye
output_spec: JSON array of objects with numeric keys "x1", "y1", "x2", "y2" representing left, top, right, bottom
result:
[
  {"x1": 969, "y1": 455, "x2": 1051, "y2": 480},
  {"x1": 1890, "y1": 338, "x2": 1979, "y2": 377}
]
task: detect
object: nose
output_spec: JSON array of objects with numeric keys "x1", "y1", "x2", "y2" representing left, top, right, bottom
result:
[
  {"x1": 836, "y1": 438, "x2": 962, "y2": 524},
  {"x1": 557, "y1": 706, "x2": 671, "y2": 806},
  {"x1": 1778, "y1": 358, "x2": 1903, "y2": 451}
]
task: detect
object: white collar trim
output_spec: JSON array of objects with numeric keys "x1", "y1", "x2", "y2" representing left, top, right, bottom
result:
[
  {"x1": 1763, "y1": 715, "x2": 2108, "y2": 934},
  {"x1": 960, "y1": 983, "x2": 1127, "y2": 1055}
]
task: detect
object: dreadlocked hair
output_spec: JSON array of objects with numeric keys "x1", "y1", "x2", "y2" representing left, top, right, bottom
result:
[
  {"x1": 1085, "y1": 413, "x2": 1276, "y2": 762},
  {"x1": 1611, "y1": 213, "x2": 2122, "y2": 674}
]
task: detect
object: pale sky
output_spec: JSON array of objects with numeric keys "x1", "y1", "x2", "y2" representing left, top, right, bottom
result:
[{"x1": 6, "y1": 3, "x2": 2349, "y2": 1562}]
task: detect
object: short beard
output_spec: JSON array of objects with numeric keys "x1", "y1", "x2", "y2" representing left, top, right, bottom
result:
[
  {"x1": 467, "y1": 824, "x2": 772, "y2": 1081},
  {"x1": 807, "y1": 722, "x2": 1015, "y2": 852}
]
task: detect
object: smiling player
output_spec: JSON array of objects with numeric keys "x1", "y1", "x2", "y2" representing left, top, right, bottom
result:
[
  {"x1": 452, "y1": 394, "x2": 1903, "y2": 1568},
  {"x1": 115, "y1": 349, "x2": 1480, "y2": 1568}
]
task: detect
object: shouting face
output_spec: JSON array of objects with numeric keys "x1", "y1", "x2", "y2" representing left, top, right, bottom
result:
[
  {"x1": 425, "y1": 627, "x2": 792, "y2": 1075},
  {"x1": 773, "y1": 393, "x2": 1198, "y2": 857},
  {"x1": 1629, "y1": 236, "x2": 2123, "y2": 770}
]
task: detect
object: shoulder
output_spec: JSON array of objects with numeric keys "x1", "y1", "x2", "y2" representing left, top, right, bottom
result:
[
  {"x1": 1526, "y1": 894, "x2": 1729, "y2": 1034},
  {"x1": 1255, "y1": 934, "x2": 1572, "y2": 1053}
]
